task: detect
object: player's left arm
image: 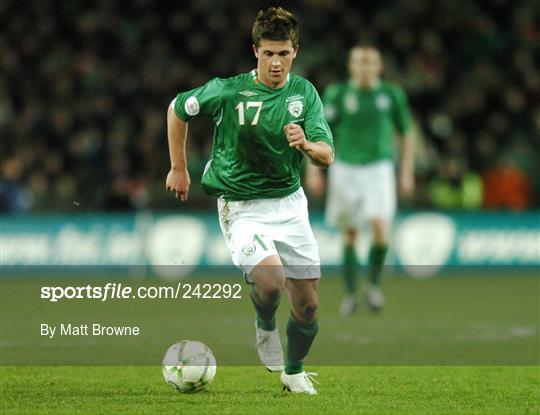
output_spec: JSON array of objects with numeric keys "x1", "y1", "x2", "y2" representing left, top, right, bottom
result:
[
  {"x1": 284, "y1": 123, "x2": 333, "y2": 168},
  {"x1": 392, "y1": 86, "x2": 415, "y2": 198},
  {"x1": 284, "y1": 84, "x2": 334, "y2": 168}
]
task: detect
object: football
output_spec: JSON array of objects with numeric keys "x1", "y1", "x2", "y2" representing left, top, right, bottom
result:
[{"x1": 162, "y1": 340, "x2": 217, "y2": 393}]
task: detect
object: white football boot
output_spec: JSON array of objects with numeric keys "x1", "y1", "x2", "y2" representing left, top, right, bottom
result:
[
  {"x1": 339, "y1": 294, "x2": 358, "y2": 316},
  {"x1": 255, "y1": 319, "x2": 284, "y2": 372},
  {"x1": 365, "y1": 284, "x2": 385, "y2": 312},
  {"x1": 281, "y1": 371, "x2": 319, "y2": 395}
]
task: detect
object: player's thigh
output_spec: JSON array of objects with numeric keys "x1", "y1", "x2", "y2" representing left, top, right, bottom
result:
[
  {"x1": 217, "y1": 199, "x2": 279, "y2": 278},
  {"x1": 250, "y1": 254, "x2": 286, "y2": 297},
  {"x1": 325, "y1": 162, "x2": 360, "y2": 229},
  {"x1": 272, "y1": 191, "x2": 321, "y2": 280},
  {"x1": 362, "y1": 160, "x2": 396, "y2": 223}
]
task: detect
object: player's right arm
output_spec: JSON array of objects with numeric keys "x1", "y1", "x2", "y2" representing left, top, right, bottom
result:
[
  {"x1": 166, "y1": 101, "x2": 190, "y2": 201},
  {"x1": 165, "y1": 78, "x2": 224, "y2": 201}
]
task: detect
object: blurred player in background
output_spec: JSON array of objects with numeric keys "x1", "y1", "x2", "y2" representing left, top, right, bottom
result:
[
  {"x1": 307, "y1": 46, "x2": 414, "y2": 315},
  {"x1": 166, "y1": 7, "x2": 333, "y2": 394}
]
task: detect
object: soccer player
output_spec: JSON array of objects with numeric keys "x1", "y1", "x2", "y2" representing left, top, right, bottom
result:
[
  {"x1": 166, "y1": 7, "x2": 333, "y2": 394},
  {"x1": 306, "y1": 46, "x2": 414, "y2": 315}
]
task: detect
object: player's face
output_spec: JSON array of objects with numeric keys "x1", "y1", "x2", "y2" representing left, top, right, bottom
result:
[
  {"x1": 348, "y1": 48, "x2": 382, "y2": 87},
  {"x1": 254, "y1": 39, "x2": 298, "y2": 88}
]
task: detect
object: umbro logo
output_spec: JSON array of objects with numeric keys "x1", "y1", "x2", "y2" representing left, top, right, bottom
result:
[{"x1": 239, "y1": 91, "x2": 258, "y2": 97}]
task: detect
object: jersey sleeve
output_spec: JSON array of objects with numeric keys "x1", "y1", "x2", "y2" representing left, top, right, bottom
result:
[
  {"x1": 390, "y1": 85, "x2": 412, "y2": 135},
  {"x1": 173, "y1": 78, "x2": 224, "y2": 122},
  {"x1": 304, "y1": 83, "x2": 334, "y2": 151},
  {"x1": 322, "y1": 83, "x2": 341, "y2": 128}
]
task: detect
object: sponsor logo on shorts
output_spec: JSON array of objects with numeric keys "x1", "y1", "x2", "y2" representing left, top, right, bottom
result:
[{"x1": 242, "y1": 244, "x2": 256, "y2": 256}]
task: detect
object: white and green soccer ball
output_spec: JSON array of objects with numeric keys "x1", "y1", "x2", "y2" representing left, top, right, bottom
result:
[{"x1": 162, "y1": 340, "x2": 217, "y2": 393}]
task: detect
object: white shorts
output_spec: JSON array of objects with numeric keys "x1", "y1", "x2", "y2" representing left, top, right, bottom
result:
[
  {"x1": 218, "y1": 187, "x2": 321, "y2": 281},
  {"x1": 326, "y1": 159, "x2": 396, "y2": 229}
]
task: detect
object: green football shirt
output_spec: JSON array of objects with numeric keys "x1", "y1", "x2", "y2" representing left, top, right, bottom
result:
[
  {"x1": 323, "y1": 80, "x2": 411, "y2": 165},
  {"x1": 174, "y1": 70, "x2": 333, "y2": 200}
]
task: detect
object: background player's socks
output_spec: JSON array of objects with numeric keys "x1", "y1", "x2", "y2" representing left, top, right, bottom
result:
[
  {"x1": 250, "y1": 286, "x2": 279, "y2": 331},
  {"x1": 343, "y1": 245, "x2": 358, "y2": 294},
  {"x1": 368, "y1": 244, "x2": 388, "y2": 286},
  {"x1": 285, "y1": 314, "x2": 319, "y2": 374}
]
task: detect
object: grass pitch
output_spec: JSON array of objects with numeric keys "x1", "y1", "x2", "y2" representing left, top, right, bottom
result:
[
  {"x1": 2, "y1": 366, "x2": 538, "y2": 414},
  {"x1": 1, "y1": 273, "x2": 539, "y2": 413}
]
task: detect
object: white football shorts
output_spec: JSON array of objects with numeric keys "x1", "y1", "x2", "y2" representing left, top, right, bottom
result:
[
  {"x1": 217, "y1": 187, "x2": 321, "y2": 281},
  {"x1": 326, "y1": 159, "x2": 396, "y2": 229}
]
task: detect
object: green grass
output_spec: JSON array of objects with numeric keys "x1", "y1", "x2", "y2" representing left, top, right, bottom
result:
[
  {"x1": 1, "y1": 366, "x2": 539, "y2": 414},
  {"x1": 1, "y1": 273, "x2": 539, "y2": 413}
]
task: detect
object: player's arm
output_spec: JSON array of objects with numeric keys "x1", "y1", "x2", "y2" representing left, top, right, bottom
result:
[
  {"x1": 304, "y1": 162, "x2": 326, "y2": 198},
  {"x1": 392, "y1": 86, "x2": 415, "y2": 198},
  {"x1": 166, "y1": 99, "x2": 191, "y2": 201},
  {"x1": 284, "y1": 123, "x2": 334, "y2": 168},
  {"x1": 397, "y1": 132, "x2": 415, "y2": 198},
  {"x1": 165, "y1": 78, "x2": 223, "y2": 201},
  {"x1": 303, "y1": 83, "x2": 339, "y2": 196}
]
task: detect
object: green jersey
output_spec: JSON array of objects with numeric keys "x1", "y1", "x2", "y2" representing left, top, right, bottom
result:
[
  {"x1": 323, "y1": 80, "x2": 411, "y2": 165},
  {"x1": 174, "y1": 70, "x2": 333, "y2": 200}
]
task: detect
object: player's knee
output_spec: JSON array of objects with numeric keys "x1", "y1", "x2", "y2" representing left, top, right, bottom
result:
[
  {"x1": 371, "y1": 220, "x2": 389, "y2": 244},
  {"x1": 343, "y1": 228, "x2": 358, "y2": 246},
  {"x1": 297, "y1": 297, "x2": 318, "y2": 322},
  {"x1": 259, "y1": 278, "x2": 285, "y2": 303}
]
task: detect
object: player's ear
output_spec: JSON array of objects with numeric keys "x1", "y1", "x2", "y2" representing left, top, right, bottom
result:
[
  {"x1": 253, "y1": 44, "x2": 259, "y2": 58},
  {"x1": 292, "y1": 46, "x2": 299, "y2": 59}
]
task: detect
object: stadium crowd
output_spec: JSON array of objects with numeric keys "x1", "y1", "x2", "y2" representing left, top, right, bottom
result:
[{"x1": 1, "y1": 0, "x2": 538, "y2": 213}]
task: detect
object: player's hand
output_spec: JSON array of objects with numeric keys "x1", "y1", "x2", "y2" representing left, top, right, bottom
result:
[
  {"x1": 398, "y1": 172, "x2": 415, "y2": 198},
  {"x1": 166, "y1": 168, "x2": 191, "y2": 201},
  {"x1": 284, "y1": 123, "x2": 308, "y2": 150}
]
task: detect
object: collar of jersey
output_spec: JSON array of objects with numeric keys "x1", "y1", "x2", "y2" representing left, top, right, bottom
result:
[
  {"x1": 251, "y1": 69, "x2": 290, "y2": 91},
  {"x1": 348, "y1": 78, "x2": 382, "y2": 92}
]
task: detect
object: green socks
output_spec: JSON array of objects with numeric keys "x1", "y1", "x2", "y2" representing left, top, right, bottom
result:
[
  {"x1": 368, "y1": 244, "x2": 388, "y2": 286},
  {"x1": 250, "y1": 286, "x2": 279, "y2": 331},
  {"x1": 285, "y1": 314, "x2": 319, "y2": 375},
  {"x1": 343, "y1": 245, "x2": 358, "y2": 294}
]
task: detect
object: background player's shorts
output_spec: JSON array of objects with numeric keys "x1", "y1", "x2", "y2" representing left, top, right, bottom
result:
[
  {"x1": 217, "y1": 187, "x2": 321, "y2": 281},
  {"x1": 326, "y1": 159, "x2": 396, "y2": 229}
]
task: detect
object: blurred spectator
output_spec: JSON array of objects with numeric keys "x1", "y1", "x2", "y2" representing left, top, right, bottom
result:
[
  {"x1": 482, "y1": 156, "x2": 532, "y2": 210},
  {"x1": 428, "y1": 156, "x2": 483, "y2": 210},
  {"x1": 0, "y1": 157, "x2": 33, "y2": 213},
  {"x1": 0, "y1": 0, "x2": 538, "y2": 212}
]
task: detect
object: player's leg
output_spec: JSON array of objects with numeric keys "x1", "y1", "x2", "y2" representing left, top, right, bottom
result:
[
  {"x1": 325, "y1": 161, "x2": 362, "y2": 315},
  {"x1": 217, "y1": 198, "x2": 285, "y2": 370},
  {"x1": 280, "y1": 278, "x2": 319, "y2": 394},
  {"x1": 364, "y1": 218, "x2": 390, "y2": 311},
  {"x1": 250, "y1": 254, "x2": 286, "y2": 372},
  {"x1": 363, "y1": 161, "x2": 396, "y2": 312},
  {"x1": 250, "y1": 254, "x2": 285, "y2": 331},
  {"x1": 284, "y1": 278, "x2": 319, "y2": 373},
  {"x1": 340, "y1": 226, "x2": 360, "y2": 316}
]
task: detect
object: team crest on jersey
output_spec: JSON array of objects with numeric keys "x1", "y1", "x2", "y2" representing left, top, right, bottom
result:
[
  {"x1": 185, "y1": 96, "x2": 200, "y2": 116},
  {"x1": 376, "y1": 94, "x2": 391, "y2": 110},
  {"x1": 344, "y1": 93, "x2": 358, "y2": 113},
  {"x1": 287, "y1": 100, "x2": 304, "y2": 117}
]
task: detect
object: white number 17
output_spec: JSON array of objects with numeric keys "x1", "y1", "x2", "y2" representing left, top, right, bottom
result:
[{"x1": 235, "y1": 101, "x2": 263, "y2": 125}]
